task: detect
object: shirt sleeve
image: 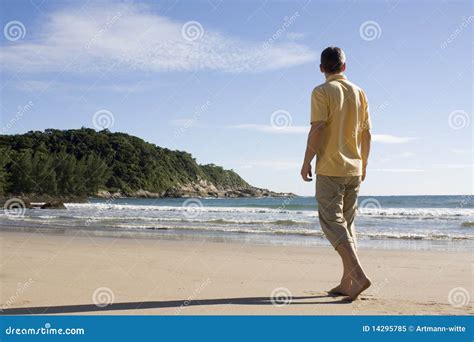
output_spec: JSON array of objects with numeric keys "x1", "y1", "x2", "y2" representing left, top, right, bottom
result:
[
  {"x1": 310, "y1": 87, "x2": 329, "y2": 123},
  {"x1": 360, "y1": 90, "x2": 371, "y2": 130}
]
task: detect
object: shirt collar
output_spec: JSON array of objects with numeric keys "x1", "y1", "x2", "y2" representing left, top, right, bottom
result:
[{"x1": 325, "y1": 73, "x2": 347, "y2": 82}]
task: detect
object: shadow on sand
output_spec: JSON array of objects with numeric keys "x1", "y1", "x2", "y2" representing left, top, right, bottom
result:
[{"x1": 1, "y1": 294, "x2": 349, "y2": 315}]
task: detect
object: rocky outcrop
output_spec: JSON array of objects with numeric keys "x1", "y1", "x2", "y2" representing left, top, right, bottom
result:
[
  {"x1": 1, "y1": 195, "x2": 86, "y2": 205},
  {"x1": 0, "y1": 197, "x2": 67, "y2": 209},
  {"x1": 162, "y1": 180, "x2": 293, "y2": 198},
  {"x1": 95, "y1": 179, "x2": 294, "y2": 199},
  {"x1": 40, "y1": 201, "x2": 67, "y2": 209}
]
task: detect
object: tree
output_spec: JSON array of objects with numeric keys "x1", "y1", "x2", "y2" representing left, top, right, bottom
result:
[
  {"x1": 8, "y1": 150, "x2": 35, "y2": 194},
  {"x1": 0, "y1": 147, "x2": 10, "y2": 194},
  {"x1": 31, "y1": 152, "x2": 57, "y2": 194},
  {"x1": 82, "y1": 154, "x2": 110, "y2": 194},
  {"x1": 55, "y1": 152, "x2": 78, "y2": 195}
]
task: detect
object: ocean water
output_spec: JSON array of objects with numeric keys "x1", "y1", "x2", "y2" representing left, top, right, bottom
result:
[{"x1": 1, "y1": 195, "x2": 473, "y2": 251}]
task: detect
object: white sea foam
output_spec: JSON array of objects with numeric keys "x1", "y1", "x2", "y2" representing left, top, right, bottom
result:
[
  {"x1": 1, "y1": 201, "x2": 472, "y2": 246},
  {"x1": 82, "y1": 223, "x2": 474, "y2": 241},
  {"x1": 65, "y1": 203, "x2": 473, "y2": 218}
]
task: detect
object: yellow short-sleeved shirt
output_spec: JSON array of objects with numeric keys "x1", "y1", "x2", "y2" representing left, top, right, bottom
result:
[{"x1": 310, "y1": 74, "x2": 371, "y2": 177}]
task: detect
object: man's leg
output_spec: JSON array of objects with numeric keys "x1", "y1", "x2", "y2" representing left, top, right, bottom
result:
[
  {"x1": 336, "y1": 241, "x2": 371, "y2": 301},
  {"x1": 316, "y1": 175, "x2": 354, "y2": 295},
  {"x1": 329, "y1": 175, "x2": 359, "y2": 295},
  {"x1": 329, "y1": 248, "x2": 352, "y2": 296},
  {"x1": 338, "y1": 176, "x2": 371, "y2": 300},
  {"x1": 343, "y1": 176, "x2": 361, "y2": 250}
]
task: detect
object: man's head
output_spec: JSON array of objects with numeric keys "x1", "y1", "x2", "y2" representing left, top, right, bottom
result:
[{"x1": 320, "y1": 47, "x2": 346, "y2": 75}]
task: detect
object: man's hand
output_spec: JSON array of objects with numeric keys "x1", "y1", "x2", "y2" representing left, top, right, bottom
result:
[
  {"x1": 362, "y1": 163, "x2": 367, "y2": 181},
  {"x1": 301, "y1": 121, "x2": 325, "y2": 183},
  {"x1": 300, "y1": 162, "x2": 313, "y2": 182}
]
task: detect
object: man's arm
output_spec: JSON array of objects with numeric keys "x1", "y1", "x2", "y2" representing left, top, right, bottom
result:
[
  {"x1": 300, "y1": 121, "x2": 326, "y2": 182},
  {"x1": 361, "y1": 129, "x2": 371, "y2": 181}
]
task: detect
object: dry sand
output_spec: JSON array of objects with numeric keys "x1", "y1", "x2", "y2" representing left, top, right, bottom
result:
[{"x1": 0, "y1": 230, "x2": 472, "y2": 315}]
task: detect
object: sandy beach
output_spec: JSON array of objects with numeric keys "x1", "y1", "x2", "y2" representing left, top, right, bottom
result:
[{"x1": 0, "y1": 230, "x2": 472, "y2": 315}]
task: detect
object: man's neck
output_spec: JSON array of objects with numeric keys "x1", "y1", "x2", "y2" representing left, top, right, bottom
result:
[{"x1": 325, "y1": 72, "x2": 344, "y2": 79}]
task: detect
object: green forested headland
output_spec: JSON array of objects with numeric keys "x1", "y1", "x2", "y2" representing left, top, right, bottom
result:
[{"x1": 0, "y1": 128, "x2": 252, "y2": 197}]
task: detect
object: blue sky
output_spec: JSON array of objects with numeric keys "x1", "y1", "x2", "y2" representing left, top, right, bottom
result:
[{"x1": 0, "y1": 0, "x2": 472, "y2": 195}]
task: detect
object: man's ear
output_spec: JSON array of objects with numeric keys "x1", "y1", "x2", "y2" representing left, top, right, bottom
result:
[
  {"x1": 341, "y1": 63, "x2": 346, "y2": 72},
  {"x1": 319, "y1": 64, "x2": 324, "y2": 73}
]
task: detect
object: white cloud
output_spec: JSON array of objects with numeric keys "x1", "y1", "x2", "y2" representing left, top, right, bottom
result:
[
  {"x1": 370, "y1": 168, "x2": 425, "y2": 173},
  {"x1": 224, "y1": 160, "x2": 300, "y2": 170},
  {"x1": 230, "y1": 124, "x2": 417, "y2": 143},
  {"x1": 398, "y1": 152, "x2": 416, "y2": 157},
  {"x1": 230, "y1": 124, "x2": 307, "y2": 134},
  {"x1": 448, "y1": 148, "x2": 471, "y2": 155},
  {"x1": 286, "y1": 32, "x2": 305, "y2": 41},
  {"x1": 371, "y1": 134, "x2": 417, "y2": 144},
  {"x1": 0, "y1": 3, "x2": 316, "y2": 74},
  {"x1": 378, "y1": 151, "x2": 416, "y2": 163},
  {"x1": 170, "y1": 118, "x2": 196, "y2": 127},
  {"x1": 14, "y1": 79, "x2": 149, "y2": 93},
  {"x1": 432, "y1": 164, "x2": 473, "y2": 169}
]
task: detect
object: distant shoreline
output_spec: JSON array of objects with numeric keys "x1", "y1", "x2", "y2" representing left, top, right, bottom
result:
[{"x1": 1, "y1": 191, "x2": 298, "y2": 207}]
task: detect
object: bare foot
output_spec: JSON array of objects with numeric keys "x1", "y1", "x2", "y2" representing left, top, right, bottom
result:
[
  {"x1": 328, "y1": 280, "x2": 351, "y2": 296},
  {"x1": 344, "y1": 275, "x2": 371, "y2": 301},
  {"x1": 328, "y1": 284, "x2": 347, "y2": 296}
]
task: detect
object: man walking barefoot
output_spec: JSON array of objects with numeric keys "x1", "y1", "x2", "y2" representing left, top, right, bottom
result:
[{"x1": 300, "y1": 47, "x2": 372, "y2": 301}]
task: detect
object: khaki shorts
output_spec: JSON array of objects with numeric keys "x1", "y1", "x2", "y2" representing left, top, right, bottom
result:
[{"x1": 316, "y1": 175, "x2": 361, "y2": 249}]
